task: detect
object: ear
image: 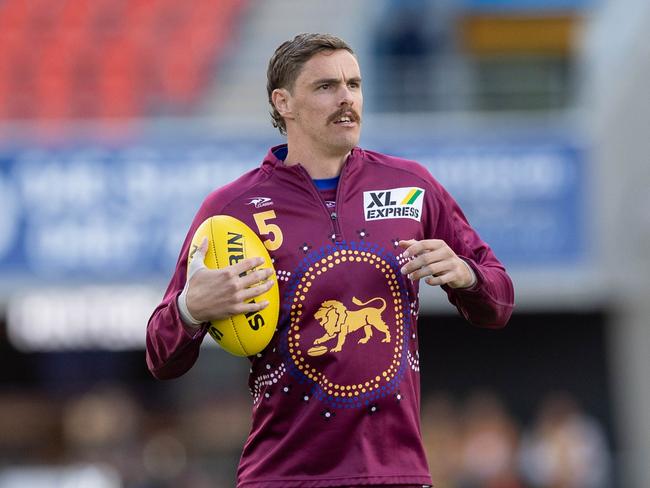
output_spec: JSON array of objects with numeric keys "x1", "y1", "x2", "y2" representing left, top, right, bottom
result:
[{"x1": 272, "y1": 88, "x2": 294, "y2": 121}]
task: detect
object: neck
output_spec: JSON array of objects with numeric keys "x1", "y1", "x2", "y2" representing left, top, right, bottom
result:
[{"x1": 283, "y1": 139, "x2": 351, "y2": 179}]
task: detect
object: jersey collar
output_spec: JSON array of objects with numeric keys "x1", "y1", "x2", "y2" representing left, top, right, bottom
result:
[{"x1": 262, "y1": 144, "x2": 364, "y2": 174}]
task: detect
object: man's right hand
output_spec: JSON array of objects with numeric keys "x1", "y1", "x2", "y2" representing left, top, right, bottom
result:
[{"x1": 184, "y1": 237, "x2": 275, "y2": 323}]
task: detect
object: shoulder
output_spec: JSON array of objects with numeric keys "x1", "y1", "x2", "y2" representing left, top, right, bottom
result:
[
  {"x1": 198, "y1": 165, "x2": 273, "y2": 216},
  {"x1": 360, "y1": 148, "x2": 447, "y2": 194}
]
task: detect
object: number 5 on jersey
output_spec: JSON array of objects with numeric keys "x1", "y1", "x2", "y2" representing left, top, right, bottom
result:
[{"x1": 253, "y1": 210, "x2": 283, "y2": 251}]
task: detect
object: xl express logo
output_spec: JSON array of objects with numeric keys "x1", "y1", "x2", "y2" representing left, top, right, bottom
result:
[{"x1": 363, "y1": 187, "x2": 425, "y2": 221}]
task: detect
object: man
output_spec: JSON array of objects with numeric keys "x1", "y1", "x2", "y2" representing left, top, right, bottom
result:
[{"x1": 147, "y1": 33, "x2": 514, "y2": 488}]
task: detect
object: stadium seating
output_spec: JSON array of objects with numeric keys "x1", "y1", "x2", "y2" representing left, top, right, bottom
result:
[{"x1": 0, "y1": 0, "x2": 246, "y2": 120}]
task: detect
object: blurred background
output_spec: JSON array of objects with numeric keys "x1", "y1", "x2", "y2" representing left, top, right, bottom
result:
[{"x1": 0, "y1": 0, "x2": 649, "y2": 486}]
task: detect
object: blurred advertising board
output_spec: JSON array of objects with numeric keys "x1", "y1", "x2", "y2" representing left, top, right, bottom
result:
[
  {"x1": 370, "y1": 139, "x2": 586, "y2": 268},
  {"x1": 0, "y1": 140, "x2": 268, "y2": 284},
  {"x1": 462, "y1": 0, "x2": 594, "y2": 11},
  {"x1": 0, "y1": 137, "x2": 585, "y2": 285}
]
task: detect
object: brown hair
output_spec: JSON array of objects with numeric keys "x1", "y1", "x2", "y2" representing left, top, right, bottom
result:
[{"x1": 267, "y1": 33, "x2": 354, "y2": 135}]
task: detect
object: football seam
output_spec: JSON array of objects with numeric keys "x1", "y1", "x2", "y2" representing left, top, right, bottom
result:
[
  {"x1": 211, "y1": 217, "x2": 249, "y2": 357},
  {"x1": 237, "y1": 226, "x2": 252, "y2": 356},
  {"x1": 208, "y1": 219, "x2": 227, "y2": 347},
  {"x1": 230, "y1": 314, "x2": 249, "y2": 356}
]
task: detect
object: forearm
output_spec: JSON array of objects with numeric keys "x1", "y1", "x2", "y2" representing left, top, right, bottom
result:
[{"x1": 146, "y1": 292, "x2": 207, "y2": 379}]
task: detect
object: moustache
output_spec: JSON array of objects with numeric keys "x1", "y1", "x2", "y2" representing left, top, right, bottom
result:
[{"x1": 327, "y1": 108, "x2": 361, "y2": 125}]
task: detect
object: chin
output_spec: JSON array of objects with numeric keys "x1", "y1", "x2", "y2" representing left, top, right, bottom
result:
[{"x1": 334, "y1": 134, "x2": 360, "y2": 153}]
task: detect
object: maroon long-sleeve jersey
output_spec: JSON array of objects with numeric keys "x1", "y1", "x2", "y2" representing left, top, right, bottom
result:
[{"x1": 146, "y1": 145, "x2": 514, "y2": 487}]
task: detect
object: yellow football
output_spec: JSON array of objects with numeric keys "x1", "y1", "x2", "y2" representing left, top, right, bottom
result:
[{"x1": 188, "y1": 215, "x2": 279, "y2": 356}]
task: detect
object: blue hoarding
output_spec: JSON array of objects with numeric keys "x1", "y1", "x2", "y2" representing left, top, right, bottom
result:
[{"x1": 377, "y1": 140, "x2": 585, "y2": 267}]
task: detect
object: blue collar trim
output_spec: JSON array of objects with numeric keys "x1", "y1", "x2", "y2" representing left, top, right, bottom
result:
[{"x1": 313, "y1": 176, "x2": 339, "y2": 190}]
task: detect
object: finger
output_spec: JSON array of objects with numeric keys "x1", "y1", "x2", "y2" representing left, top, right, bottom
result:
[
  {"x1": 397, "y1": 239, "x2": 417, "y2": 251},
  {"x1": 198, "y1": 236, "x2": 208, "y2": 254},
  {"x1": 239, "y1": 267, "x2": 274, "y2": 288},
  {"x1": 399, "y1": 239, "x2": 445, "y2": 259},
  {"x1": 236, "y1": 279, "x2": 275, "y2": 302},
  {"x1": 402, "y1": 249, "x2": 437, "y2": 274},
  {"x1": 229, "y1": 256, "x2": 266, "y2": 276},
  {"x1": 407, "y1": 261, "x2": 451, "y2": 281},
  {"x1": 231, "y1": 299, "x2": 270, "y2": 315},
  {"x1": 188, "y1": 237, "x2": 209, "y2": 279},
  {"x1": 401, "y1": 247, "x2": 450, "y2": 275},
  {"x1": 425, "y1": 269, "x2": 457, "y2": 286},
  {"x1": 424, "y1": 276, "x2": 443, "y2": 286},
  {"x1": 189, "y1": 237, "x2": 208, "y2": 260}
]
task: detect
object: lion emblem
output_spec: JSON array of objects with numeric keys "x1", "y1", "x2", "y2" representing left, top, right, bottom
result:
[{"x1": 311, "y1": 297, "x2": 390, "y2": 354}]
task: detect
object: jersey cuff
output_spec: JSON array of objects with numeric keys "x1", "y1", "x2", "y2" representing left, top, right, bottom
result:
[{"x1": 177, "y1": 285, "x2": 203, "y2": 328}]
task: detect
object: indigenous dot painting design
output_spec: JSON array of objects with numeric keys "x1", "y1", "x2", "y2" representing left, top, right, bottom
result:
[
  {"x1": 251, "y1": 363, "x2": 287, "y2": 403},
  {"x1": 276, "y1": 269, "x2": 292, "y2": 282},
  {"x1": 278, "y1": 240, "x2": 413, "y2": 410},
  {"x1": 408, "y1": 350, "x2": 420, "y2": 373}
]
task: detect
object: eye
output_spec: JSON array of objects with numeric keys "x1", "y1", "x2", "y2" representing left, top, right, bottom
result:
[
  {"x1": 318, "y1": 83, "x2": 330, "y2": 90},
  {"x1": 349, "y1": 81, "x2": 360, "y2": 89}
]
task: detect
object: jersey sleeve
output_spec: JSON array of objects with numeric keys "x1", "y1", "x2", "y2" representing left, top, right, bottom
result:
[
  {"x1": 145, "y1": 197, "x2": 218, "y2": 380},
  {"x1": 422, "y1": 177, "x2": 515, "y2": 328}
]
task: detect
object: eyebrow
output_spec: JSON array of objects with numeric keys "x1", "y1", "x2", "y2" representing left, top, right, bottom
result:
[{"x1": 311, "y1": 77, "x2": 362, "y2": 87}]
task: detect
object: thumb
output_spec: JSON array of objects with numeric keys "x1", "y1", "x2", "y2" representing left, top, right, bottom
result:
[
  {"x1": 188, "y1": 237, "x2": 208, "y2": 280},
  {"x1": 398, "y1": 239, "x2": 416, "y2": 250}
]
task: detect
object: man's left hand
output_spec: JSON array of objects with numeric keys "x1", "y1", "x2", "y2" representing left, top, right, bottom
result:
[{"x1": 398, "y1": 239, "x2": 476, "y2": 289}]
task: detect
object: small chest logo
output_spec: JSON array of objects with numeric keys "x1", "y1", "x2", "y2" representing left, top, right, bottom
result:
[
  {"x1": 363, "y1": 187, "x2": 425, "y2": 221},
  {"x1": 246, "y1": 197, "x2": 273, "y2": 209}
]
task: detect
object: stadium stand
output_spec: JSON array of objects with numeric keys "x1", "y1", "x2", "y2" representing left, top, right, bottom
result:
[{"x1": 0, "y1": 0, "x2": 247, "y2": 120}]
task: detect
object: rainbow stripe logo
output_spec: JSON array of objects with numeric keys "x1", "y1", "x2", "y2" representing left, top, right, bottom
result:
[{"x1": 400, "y1": 188, "x2": 423, "y2": 206}]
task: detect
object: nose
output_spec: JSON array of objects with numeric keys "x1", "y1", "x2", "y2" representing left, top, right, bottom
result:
[{"x1": 339, "y1": 85, "x2": 354, "y2": 107}]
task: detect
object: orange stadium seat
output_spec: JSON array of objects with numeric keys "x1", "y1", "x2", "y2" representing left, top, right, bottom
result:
[
  {"x1": 0, "y1": 0, "x2": 247, "y2": 121},
  {"x1": 0, "y1": 5, "x2": 27, "y2": 118},
  {"x1": 70, "y1": 46, "x2": 103, "y2": 119},
  {"x1": 0, "y1": 0, "x2": 30, "y2": 31},
  {"x1": 34, "y1": 40, "x2": 76, "y2": 119},
  {"x1": 97, "y1": 39, "x2": 142, "y2": 119},
  {"x1": 6, "y1": 44, "x2": 38, "y2": 120},
  {"x1": 0, "y1": 72, "x2": 9, "y2": 120}
]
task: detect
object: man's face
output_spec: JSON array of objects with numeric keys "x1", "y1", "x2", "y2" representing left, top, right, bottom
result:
[{"x1": 283, "y1": 50, "x2": 363, "y2": 156}]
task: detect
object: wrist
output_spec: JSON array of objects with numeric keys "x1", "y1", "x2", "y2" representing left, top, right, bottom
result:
[
  {"x1": 177, "y1": 286, "x2": 203, "y2": 327},
  {"x1": 453, "y1": 259, "x2": 478, "y2": 289}
]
